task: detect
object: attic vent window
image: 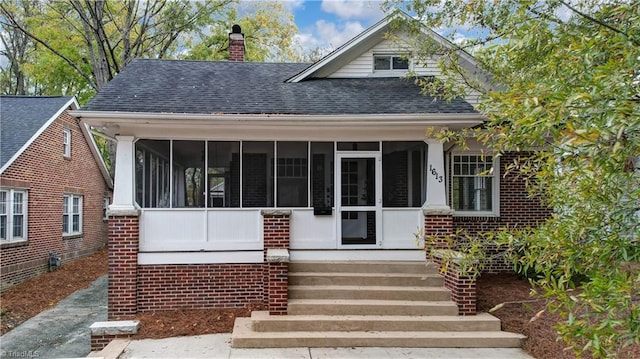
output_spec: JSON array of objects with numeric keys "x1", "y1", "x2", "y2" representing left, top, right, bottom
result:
[{"x1": 374, "y1": 55, "x2": 409, "y2": 71}]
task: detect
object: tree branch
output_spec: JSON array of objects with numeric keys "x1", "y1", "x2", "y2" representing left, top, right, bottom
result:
[
  {"x1": 558, "y1": 0, "x2": 640, "y2": 47},
  {"x1": 0, "y1": 3, "x2": 98, "y2": 90}
]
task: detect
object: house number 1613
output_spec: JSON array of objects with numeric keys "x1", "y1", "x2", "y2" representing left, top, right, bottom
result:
[{"x1": 429, "y1": 165, "x2": 443, "y2": 183}]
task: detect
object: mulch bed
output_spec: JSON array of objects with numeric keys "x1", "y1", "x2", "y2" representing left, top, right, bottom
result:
[{"x1": 1, "y1": 247, "x2": 108, "y2": 335}]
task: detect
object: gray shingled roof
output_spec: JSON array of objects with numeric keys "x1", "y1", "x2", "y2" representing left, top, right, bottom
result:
[
  {"x1": 1, "y1": 96, "x2": 73, "y2": 168},
  {"x1": 83, "y1": 59, "x2": 477, "y2": 115}
]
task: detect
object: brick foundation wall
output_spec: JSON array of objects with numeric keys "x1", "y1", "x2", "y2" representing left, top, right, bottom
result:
[
  {"x1": 137, "y1": 264, "x2": 265, "y2": 311},
  {"x1": 106, "y1": 209, "x2": 293, "y2": 316},
  {"x1": 1, "y1": 109, "x2": 111, "y2": 291}
]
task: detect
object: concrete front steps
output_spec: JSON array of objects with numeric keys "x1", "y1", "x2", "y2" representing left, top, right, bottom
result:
[{"x1": 231, "y1": 261, "x2": 525, "y2": 348}]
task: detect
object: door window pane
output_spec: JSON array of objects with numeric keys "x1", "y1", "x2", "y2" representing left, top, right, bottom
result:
[
  {"x1": 341, "y1": 210, "x2": 376, "y2": 245},
  {"x1": 341, "y1": 158, "x2": 375, "y2": 207}
]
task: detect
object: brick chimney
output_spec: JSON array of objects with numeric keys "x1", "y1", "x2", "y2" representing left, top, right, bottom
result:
[{"x1": 229, "y1": 24, "x2": 245, "y2": 62}]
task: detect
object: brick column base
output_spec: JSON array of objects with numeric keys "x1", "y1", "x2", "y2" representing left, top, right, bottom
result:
[
  {"x1": 266, "y1": 249, "x2": 289, "y2": 315},
  {"x1": 434, "y1": 256, "x2": 477, "y2": 315},
  {"x1": 423, "y1": 208, "x2": 476, "y2": 315},
  {"x1": 262, "y1": 210, "x2": 291, "y2": 315},
  {"x1": 107, "y1": 211, "x2": 140, "y2": 319},
  {"x1": 423, "y1": 209, "x2": 454, "y2": 248}
]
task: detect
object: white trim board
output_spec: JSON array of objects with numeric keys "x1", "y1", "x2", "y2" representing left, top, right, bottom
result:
[{"x1": 138, "y1": 251, "x2": 263, "y2": 265}]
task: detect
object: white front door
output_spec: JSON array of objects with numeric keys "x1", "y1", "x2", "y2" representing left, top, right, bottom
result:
[{"x1": 337, "y1": 152, "x2": 382, "y2": 248}]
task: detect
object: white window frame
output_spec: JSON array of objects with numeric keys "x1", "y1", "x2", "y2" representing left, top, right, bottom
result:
[
  {"x1": 63, "y1": 194, "x2": 83, "y2": 236},
  {"x1": 451, "y1": 153, "x2": 500, "y2": 217},
  {"x1": 373, "y1": 54, "x2": 410, "y2": 72},
  {"x1": 0, "y1": 188, "x2": 28, "y2": 243},
  {"x1": 63, "y1": 128, "x2": 71, "y2": 158}
]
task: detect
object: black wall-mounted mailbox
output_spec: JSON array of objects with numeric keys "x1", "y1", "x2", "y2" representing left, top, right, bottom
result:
[{"x1": 313, "y1": 206, "x2": 333, "y2": 216}]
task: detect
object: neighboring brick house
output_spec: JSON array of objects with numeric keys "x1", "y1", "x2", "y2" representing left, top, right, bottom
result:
[
  {"x1": 73, "y1": 13, "x2": 548, "y2": 319},
  {"x1": 0, "y1": 96, "x2": 113, "y2": 291}
]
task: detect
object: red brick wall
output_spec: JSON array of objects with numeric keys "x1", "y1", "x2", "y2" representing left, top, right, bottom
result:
[
  {"x1": 108, "y1": 215, "x2": 139, "y2": 319},
  {"x1": 136, "y1": 263, "x2": 265, "y2": 312},
  {"x1": 1, "y1": 109, "x2": 111, "y2": 291},
  {"x1": 433, "y1": 256, "x2": 476, "y2": 315},
  {"x1": 453, "y1": 152, "x2": 550, "y2": 272},
  {"x1": 263, "y1": 211, "x2": 290, "y2": 315},
  {"x1": 90, "y1": 334, "x2": 132, "y2": 352},
  {"x1": 263, "y1": 214, "x2": 290, "y2": 251}
]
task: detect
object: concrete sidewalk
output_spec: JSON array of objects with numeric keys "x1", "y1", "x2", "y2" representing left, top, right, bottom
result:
[
  {"x1": 0, "y1": 275, "x2": 107, "y2": 359},
  {"x1": 112, "y1": 334, "x2": 535, "y2": 359}
]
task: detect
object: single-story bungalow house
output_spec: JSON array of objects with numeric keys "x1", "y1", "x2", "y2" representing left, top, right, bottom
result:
[{"x1": 73, "y1": 12, "x2": 548, "y2": 347}]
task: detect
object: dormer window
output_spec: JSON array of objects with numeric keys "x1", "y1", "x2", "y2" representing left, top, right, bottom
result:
[{"x1": 373, "y1": 55, "x2": 409, "y2": 71}]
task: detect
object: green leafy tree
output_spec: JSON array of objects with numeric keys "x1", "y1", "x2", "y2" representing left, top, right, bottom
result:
[
  {"x1": 384, "y1": 1, "x2": 640, "y2": 356},
  {"x1": 183, "y1": 1, "x2": 299, "y2": 62},
  {"x1": 1, "y1": 0, "x2": 233, "y2": 100}
]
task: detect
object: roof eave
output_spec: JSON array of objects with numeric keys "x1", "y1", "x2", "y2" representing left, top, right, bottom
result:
[{"x1": 71, "y1": 110, "x2": 485, "y2": 130}]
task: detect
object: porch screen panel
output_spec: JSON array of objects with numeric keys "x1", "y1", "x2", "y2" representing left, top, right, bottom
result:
[
  {"x1": 207, "y1": 141, "x2": 240, "y2": 208},
  {"x1": 276, "y1": 142, "x2": 308, "y2": 207},
  {"x1": 173, "y1": 141, "x2": 205, "y2": 208},
  {"x1": 135, "y1": 140, "x2": 170, "y2": 208},
  {"x1": 242, "y1": 141, "x2": 274, "y2": 207},
  {"x1": 382, "y1": 141, "x2": 426, "y2": 207},
  {"x1": 311, "y1": 142, "x2": 334, "y2": 207}
]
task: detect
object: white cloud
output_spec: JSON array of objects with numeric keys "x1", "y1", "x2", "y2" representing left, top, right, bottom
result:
[
  {"x1": 315, "y1": 19, "x2": 365, "y2": 49},
  {"x1": 320, "y1": 0, "x2": 384, "y2": 20},
  {"x1": 280, "y1": 0, "x2": 305, "y2": 12},
  {"x1": 293, "y1": 19, "x2": 366, "y2": 61}
]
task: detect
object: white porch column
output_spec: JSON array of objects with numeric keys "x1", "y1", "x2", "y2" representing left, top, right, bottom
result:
[
  {"x1": 109, "y1": 135, "x2": 137, "y2": 212},
  {"x1": 424, "y1": 138, "x2": 451, "y2": 211}
]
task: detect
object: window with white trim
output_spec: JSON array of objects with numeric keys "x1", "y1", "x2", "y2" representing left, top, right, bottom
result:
[
  {"x1": 0, "y1": 189, "x2": 28, "y2": 242},
  {"x1": 374, "y1": 55, "x2": 409, "y2": 71},
  {"x1": 63, "y1": 194, "x2": 83, "y2": 235},
  {"x1": 451, "y1": 154, "x2": 499, "y2": 216},
  {"x1": 63, "y1": 128, "x2": 71, "y2": 157}
]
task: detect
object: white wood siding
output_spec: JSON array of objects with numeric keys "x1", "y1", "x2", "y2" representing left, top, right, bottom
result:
[
  {"x1": 326, "y1": 37, "x2": 481, "y2": 105},
  {"x1": 328, "y1": 38, "x2": 441, "y2": 78}
]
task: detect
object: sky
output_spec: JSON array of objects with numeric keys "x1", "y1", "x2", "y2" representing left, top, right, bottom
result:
[{"x1": 285, "y1": 0, "x2": 387, "y2": 54}]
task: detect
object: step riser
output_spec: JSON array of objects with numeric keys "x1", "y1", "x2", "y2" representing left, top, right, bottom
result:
[
  {"x1": 253, "y1": 320, "x2": 501, "y2": 332},
  {"x1": 288, "y1": 303, "x2": 458, "y2": 316},
  {"x1": 232, "y1": 337, "x2": 523, "y2": 349},
  {"x1": 289, "y1": 262, "x2": 439, "y2": 274},
  {"x1": 289, "y1": 288, "x2": 450, "y2": 301},
  {"x1": 289, "y1": 275, "x2": 444, "y2": 287}
]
